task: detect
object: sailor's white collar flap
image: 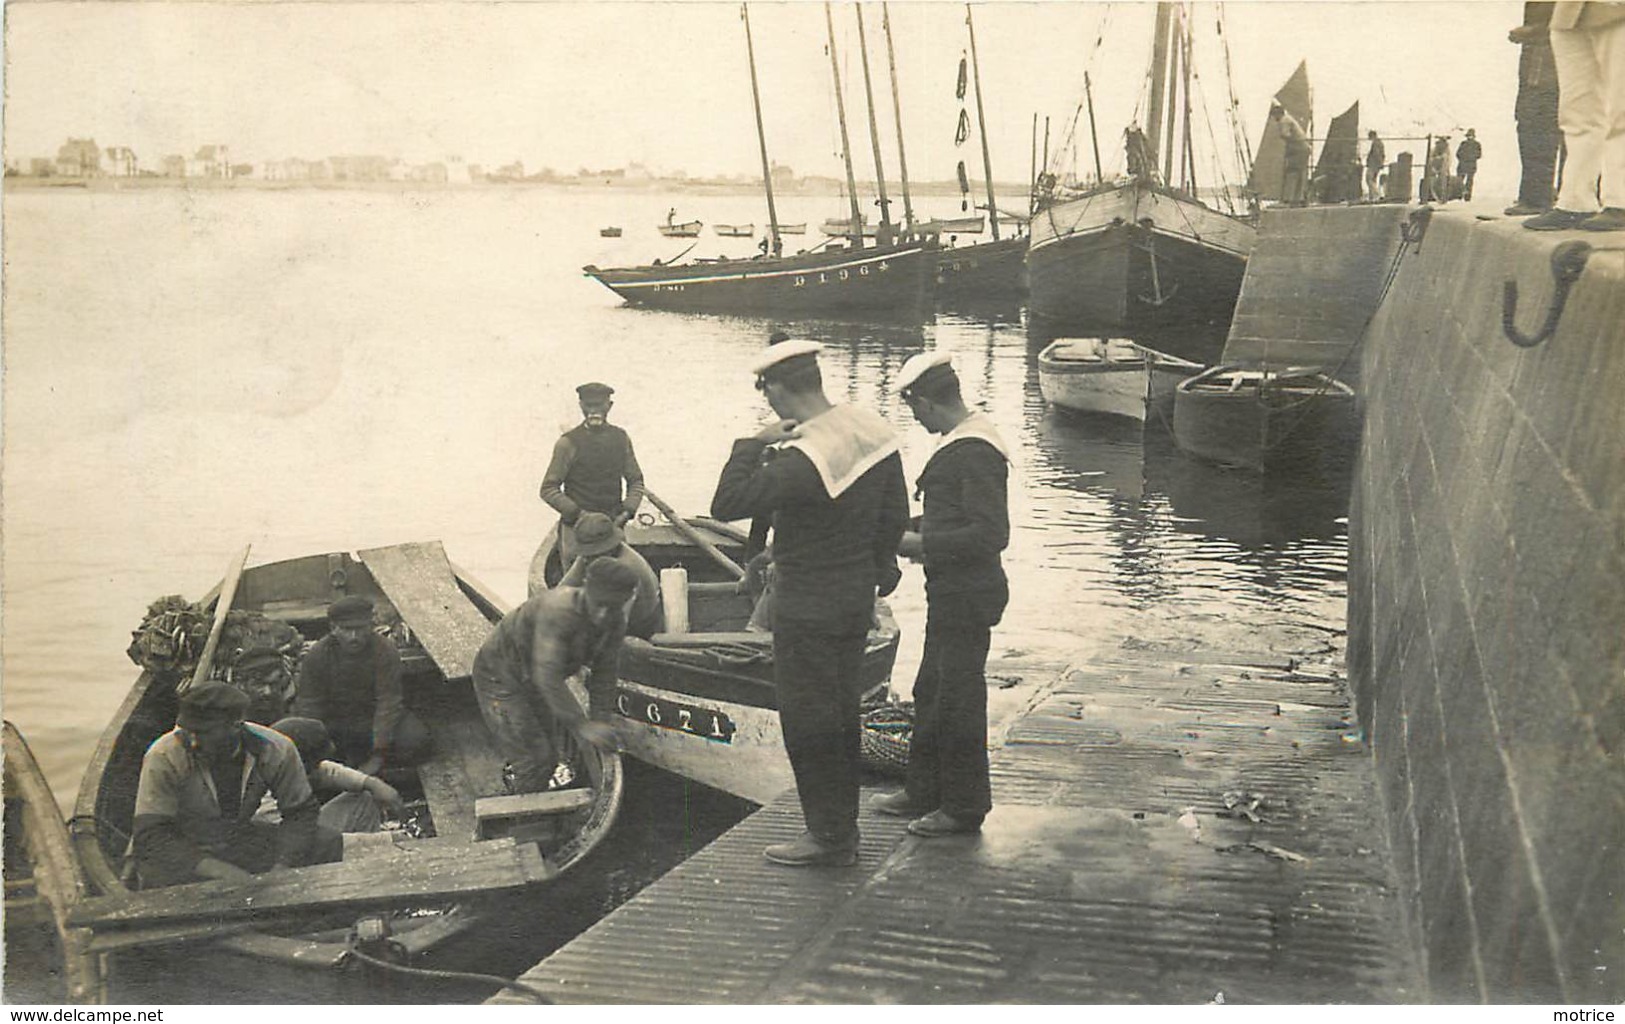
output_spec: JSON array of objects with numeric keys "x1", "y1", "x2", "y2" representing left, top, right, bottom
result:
[
  {"x1": 782, "y1": 404, "x2": 901, "y2": 499},
  {"x1": 935, "y1": 411, "x2": 1010, "y2": 462}
]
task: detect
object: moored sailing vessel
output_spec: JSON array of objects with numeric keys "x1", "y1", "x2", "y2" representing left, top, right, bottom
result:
[{"x1": 1027, "y1": 2, "x2": 1258, "y2": 353}]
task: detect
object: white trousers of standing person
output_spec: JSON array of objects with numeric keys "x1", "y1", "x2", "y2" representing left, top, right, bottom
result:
[{"x1": 1552, "y1": 16, "x2": 1625, "y2": 210}]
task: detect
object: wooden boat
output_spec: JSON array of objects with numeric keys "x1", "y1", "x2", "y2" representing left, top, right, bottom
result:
[
  {"x1": 529, "y1": 515, "x2": 900, "y2": 804},
  {"x1": 4, "y1": 722, "x2": 105, "y2": 1003},
  {"x1": 777, "y1": 223, "x2": 807, "y2": 235},
  {"x1": 926, "y1": 215, "x2": 986, "y2": 235},
  {"x1": 599, "y1": 226, "x2": 623, "y2": 238},
  {"x1": 657, "y1": 220, "x2": 703, "y2": 238},
  {"x1": 1172, "y1": 365, "x2": 1358, "y2": 473},
  {"x1": 1027, "y1": 3, "x2": 1258, "y2": 352},
  {"x1": 1038, "y1": 338, "x2": 1200, "y2": 422},
  {"x1": 64, "y1": 541, "x2": 622, "y2": 1003},
  {"x1": 714, "y1": 224, "x2": 755, "y2": 237},
  {"x1": 821, "y1": 215, "x2": 877, "y2": 238},
  {"x1": 583, "y1": 238, "x2": 936, "y2": 318},
  {"x1": 936, "y1": 234, "x2": 1028, "y2": 303}
]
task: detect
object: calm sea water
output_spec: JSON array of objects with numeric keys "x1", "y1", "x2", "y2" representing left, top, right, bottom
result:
[{"x1": 1, "y1": 184, "x2": 1348, "y2": 812}]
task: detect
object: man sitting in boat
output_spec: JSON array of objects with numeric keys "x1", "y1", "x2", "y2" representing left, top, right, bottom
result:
[
  {"x1": 471, "y1": 558, "x2": 638, "y2": 794},
  {"x1": 541, "y1": 381, "x2": 647, "y2": 568},
  {"x1": 554, "y1": 510, "x2": 663, "y2": 639},
  {"x1": 131, "y1": 681, "x2": 342, "y2": 888},
  {"x1": 269, "y1": 716, "x2": 407, "y2": 834},
  {"x1": 291, "y1": 595, "x2": 432, "y2": 774}
]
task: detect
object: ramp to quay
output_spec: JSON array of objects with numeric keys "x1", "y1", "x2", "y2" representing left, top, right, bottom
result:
[{"x1": 495, "y1": 641, "x2": 1418, "y2": 1004}]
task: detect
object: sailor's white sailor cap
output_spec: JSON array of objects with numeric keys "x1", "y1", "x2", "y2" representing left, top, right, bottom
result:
[
  {"x1": 750, "y1": 338, "x2": 825, "y2": 376},
  {"x1": 897, "y1": 350, "x2": 955, "y2": 393}
]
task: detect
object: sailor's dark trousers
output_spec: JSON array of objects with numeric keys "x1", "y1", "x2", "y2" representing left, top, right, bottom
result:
[
  {"x1": 773, "y1": 612, "x2": 871, "y2": 847},
  {"x1": 904, "y1": 591, "x2": 1002, "y2": 823}
]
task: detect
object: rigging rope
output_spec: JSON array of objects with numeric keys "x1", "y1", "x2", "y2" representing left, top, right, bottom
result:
[{"x1": 344, "y1": 942, "x2": 558, "y2": 1004}]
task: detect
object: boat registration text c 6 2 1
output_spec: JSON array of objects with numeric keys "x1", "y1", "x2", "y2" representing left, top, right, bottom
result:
[{"x1": 615, "y1": 689, "x2": 737, "y2": 743}]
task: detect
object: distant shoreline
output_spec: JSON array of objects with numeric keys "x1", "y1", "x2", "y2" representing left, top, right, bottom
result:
[{"x1": 3, "y1": 175, "x2": 1031, "y2": 199}]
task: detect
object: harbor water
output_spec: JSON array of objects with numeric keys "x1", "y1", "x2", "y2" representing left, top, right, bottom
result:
[{"x1": 2, "y1": 185, "x2": 1350, "y2": 980}]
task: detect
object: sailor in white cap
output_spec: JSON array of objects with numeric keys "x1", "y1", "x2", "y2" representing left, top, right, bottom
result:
[
  {"x1": 711, "y1": 331, "x2": 909, "y2": 867},
  {"x1": 871, "y1": 349, "x2": 1011, "y2": 838}
]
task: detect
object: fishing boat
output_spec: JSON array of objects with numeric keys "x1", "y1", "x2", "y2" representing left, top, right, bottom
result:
[
  {"x1": 63, "y1": 542, "x2": 622, "y2": 1003},
  {"x1": 529, "y1": 512, "x2": 900, "y2": 804},
  {"x1": 583, "y1": 5, "x2": 936, "y2": 320},
  {"x1": 821, "y1": 215, "x2": 878, "y2": 238},
  {"x1": 1171, "y1": 365, "x2": 1358, "y2": 473},
  {"x1": 1027, "y1": 3, "x2": 1259, "y2": 353},
  {"x1": 656, "y1": 220, "x2": 703, "y2": 238},
  {"x1": 777, "y1": 223, "x2": 807, "y2": 235},
  {"x1": 928, "y1": 215, "x2": 986, "y2": 235},
  {"x1": 4, "y1": 722, "x2": 104, "y2": 1003},
  {"x1": 599, "y1": 227, "x2": 623, "y2": 238},
  {"x1": 1038, "y1": 337, "x2": 1200, "y2": 421},
  {"x1": 714, "y1": 224, "x2": 755, "y2": 237}
]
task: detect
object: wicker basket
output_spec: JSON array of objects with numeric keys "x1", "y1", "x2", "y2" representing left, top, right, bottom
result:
[{"x1": 859, "y1": 701, "x2": 913, "y2": 775}]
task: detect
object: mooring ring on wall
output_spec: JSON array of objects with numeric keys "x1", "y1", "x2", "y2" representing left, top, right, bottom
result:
[{"x1": 1502, "y1": 239, "x2": 1593, "y2": 349}]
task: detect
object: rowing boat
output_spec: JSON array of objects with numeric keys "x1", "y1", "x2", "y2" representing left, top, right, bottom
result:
[
  {"x1": 529, "y1": 516, "x2": 900, "y2": 803},
  {"x1": 65, "y1": 542, "x2": 622, "y2": 1002}
]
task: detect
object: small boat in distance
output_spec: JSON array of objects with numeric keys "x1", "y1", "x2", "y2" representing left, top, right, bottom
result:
[
  {"x1": 926, "y1": 214, "x2": 986, "y2": 235},
  {"x1": 821, "y1": 215, "x2": 877, "y2": 238},
  {"x1": 777, "y1": 223, "x2": 807, "y2": 234},
  {"x1": 530, "y1": 513, "x2": 898, "y2": 803},
  {"x1": 657, "y1": 220, "x2": 703, "y2": 238},
  {"x1": 714, "y1": 224, "x2": 755, "y2": 237},
  {"x1": 66, "y1": 542, "x2": 622, "y2": 1002},
  {"x1": 599, "y1": 226, "x2": 623, "y2": 238},
  {"x1": 1038, "y1": 338, "x2": 1200, "y2": 421}
]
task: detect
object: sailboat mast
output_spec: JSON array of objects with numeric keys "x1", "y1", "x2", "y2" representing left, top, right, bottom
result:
[
  {"x1": 1029, "y1": 112, "x2": 1038, "y2": 212},
  {"x1": 1162, "y1": 9, "x2": 1180, "y2": 184},
  {"x1": 1145, "y1": 2, "x2": 1173, "y2": 176},
  {"x1": 965, "y1": 4, "x2": 1001, "y2": 241},
  {"x1": 741, "y1": 4, "x2": 782, "y2": 252},
  {"x1": 1180, "y1": 21, "x2": 1196, "y2": 194},
  {"x1": 855, "y1": 7, "x2": 893, "y2": 237},
  {"x1": 881, "y1": 2, "x2": 916, "y2": 234},
  {"x1": 1084, "y1": 71, "x2": 1104, "y2": 184},
  {"x1": 825, "y1": 2, "x2": 866, "y2": 246}
]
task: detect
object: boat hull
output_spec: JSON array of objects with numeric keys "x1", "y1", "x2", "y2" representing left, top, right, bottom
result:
[
  {"x1": 1027, "y1": 182, "x2": 1254, "y2": 351},
  {"x1": 584, "y1": 242, "x2": 936, "y2": 319},
  {"x1": 936, "y1": 235, "x2": 1028, "y2": 303},
  {"x1": 1172, "y1": 366, "x2": 1359, "y2": 473},
  {"x1": 657, "y1": 221, "x2": 703, "y2": 238},
  {"x1": 1037, "y1": 339, "x2": 1198, "y2": 421}
]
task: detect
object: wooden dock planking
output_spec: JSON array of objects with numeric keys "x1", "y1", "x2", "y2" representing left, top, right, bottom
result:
[
  {"x1": 69, "y1": 836, "x2": 550, "y2": 930},
  {"x1": 357, "y1": 541, "x2": 494, "y2": 683}
]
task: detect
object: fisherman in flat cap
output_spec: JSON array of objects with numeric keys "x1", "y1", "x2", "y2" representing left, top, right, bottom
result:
[
  {"x1": 871, "y1": 351, "x2": 1010, "y2": 838},
  {"x1": 711, "y1": 332, "x2": 908, "y2": 867},
  {"x1": 471, "y1": 558, "x2": 641, "y2": 794},
  {"x1": 131, "y1": 681, "x2": 342, "y2": 887},
  {"x1": 541, "y1": 381, "x2": 648, "y2": 571},
  {"x1": 291, "y1": 595, "x2": 431, "y2": 774}
]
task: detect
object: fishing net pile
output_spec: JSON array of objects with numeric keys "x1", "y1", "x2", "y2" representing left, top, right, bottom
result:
[
  {"x1": 125, "y1": 596, "x2": 211, "y2": 679},
  {"x1": 126, "y1": 598, "x2": 305, "y2": 724}
]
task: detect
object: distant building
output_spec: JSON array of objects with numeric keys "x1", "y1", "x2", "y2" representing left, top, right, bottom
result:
[
  {"x1": 104, "y1": 146, "x2": 139, "y2": 177},
  {"x1": 327, "y1": 155, "x2": 392, "y2": 182},
  {"x1": 489, "y1": 160, "x2": 526, "y2": 181},
  {"x1": 29, "y1": 157, "x2": 54, "y2": 177},
  {"x1": 444, "y1": 157, "x2": 471, "y2": 185},
  {"x1": 55, "y1": 138, "x2": 101, "y2": 177},
  {"x1": 770, "y1": 161, "x2": 796, "y2": 189},
  {"x1": 160, "y1": 154, "x2": 187, "y2": 178},
  {"x1": 188, "y1": 145, "x2": 230, "y2": 178}
]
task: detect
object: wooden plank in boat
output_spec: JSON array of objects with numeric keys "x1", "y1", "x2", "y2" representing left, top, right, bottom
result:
[
  {"x1": 474, "y1": 789, "x2": 594, "y2": 840},
  {"x1": 68, "y1": 836, "x2": 550, "y2": 930},
  {"x1": 648, "y1": 631, "x2": 773, "y2": 648},
  {"x1": 357, "y1": 541, "x2": 493, "y2": 682},
  {"x1": 417, "y1": 703, "x2": 509, "y2": 842}
]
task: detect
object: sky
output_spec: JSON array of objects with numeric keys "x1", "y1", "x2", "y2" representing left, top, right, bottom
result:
[{"x1": 3, "y1": 1, "x2": 1524, "y2": 196}]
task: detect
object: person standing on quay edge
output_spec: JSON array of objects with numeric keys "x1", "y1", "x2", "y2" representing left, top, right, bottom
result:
[
  {"x1": 871, "y1": 352, "x2": 1010, "y2": 838},
  {"x1": 711, "y1": 336, "x2": 908, "y2": 867},
  {"x1": 1506, "y1": 2, "x2": 1565, "y2": 216},
  {"x1": 1525, "y1": 1, "x2": 1625, "y2": 231},
  {"x1": 1456, "y1": 129, "x2": 1484, "y2": 200},
  {"x1": 1365, "y1": 130, "x2": 1387, "y2": 201},
  {"x1": 541, "y1": 382, "x2": 647, "y2": 568}
]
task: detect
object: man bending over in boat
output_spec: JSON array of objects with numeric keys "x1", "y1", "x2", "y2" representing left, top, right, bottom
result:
[
  {"x1": 292, "y1": 595, "x2": 432, "y2": 774},
  {"x1": 541, "y1": 381, "x2": 647, "y2": 569},
  {"x1": 471, "y1": 558, "x2": 638, "y2": 794},
  {"x1": 131, "y1": 681, "x2": 343, "y2": 888},
  {"x1": 554, "y1": 510, "x2": 663, "y2": 639}
]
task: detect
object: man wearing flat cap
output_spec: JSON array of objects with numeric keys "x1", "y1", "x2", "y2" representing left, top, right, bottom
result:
[
  {"x1": 711, "y1": 332, "x2": 908, "y2": 867},
  {"x1": 131, "y1": 681, "x2": 342, "y2": 887},
  {"x1": 472, "y1": 558, "x2": 641, "y2": 793},
  {"x1": 552, "y1": 510, "x2": 663, "y2": 639},
  {"x1": 291, "y1": 595, "x2": 431, "y2": 773},
  {"x1": 541, "y1": 381, "x2": 648, "y2": 570},
  {"x1": 872, "y1": 351, "x2": 1010, "y2": 838}
]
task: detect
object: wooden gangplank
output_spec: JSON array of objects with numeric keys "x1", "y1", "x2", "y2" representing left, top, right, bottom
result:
[
  {"x1": 68, "y1": 836, "x2": 551, "y2": 931},
  {"x1": 357, "y1": 541, "x2": 494, "y2": 683}
]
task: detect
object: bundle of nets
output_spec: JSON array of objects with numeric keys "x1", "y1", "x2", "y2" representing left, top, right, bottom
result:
[
  {"x1": 859, "y1": 699, "x2": 913, "y2": 775},
  {"x1": 214, "y1": 610, "x2": 305, "y2": 724},
  {"x1": 126, "y1": 596, "x2": 211, "y2": 679}
]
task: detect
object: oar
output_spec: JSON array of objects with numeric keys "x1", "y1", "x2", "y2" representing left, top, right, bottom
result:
[
  {"x1": 178, "y1": 545, "x2": 252, "y2": 695},
  {"x1": 640, "y1": 490, "x2": 744, "y2": 581}
]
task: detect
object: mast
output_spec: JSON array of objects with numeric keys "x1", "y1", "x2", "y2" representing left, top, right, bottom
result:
[
  {"x1": 1145, "y1": 1, "x2": 1173, "y2": 176},
  {"x1": 1180, "y1": 19, "x2": 1195, "y2": 194},
  {"x1": 1029, "y1": 111, "x2": 1038, "y2": 212},
  {"x1": 881, "y1": 3, "x2": 915, "y2": 234},
  {"x1": 741, "y1": 4, "x2": 781, "y2": 253},
  {"x1": 854, "y1": 6, "x2": 893, "y2": 239},
  {"x1": 965, "y1": 4, "x2": 1001, "y2": 240},
  {"x1": 1084, "y1": 71, "x2": 1103, "y2": 184},
  {"x1": 825, "y1": 2, "x2": 865, "y2": 247},
  {"x1": 1161, "y1": 5, "x2": 1182, "y2": 184}
]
